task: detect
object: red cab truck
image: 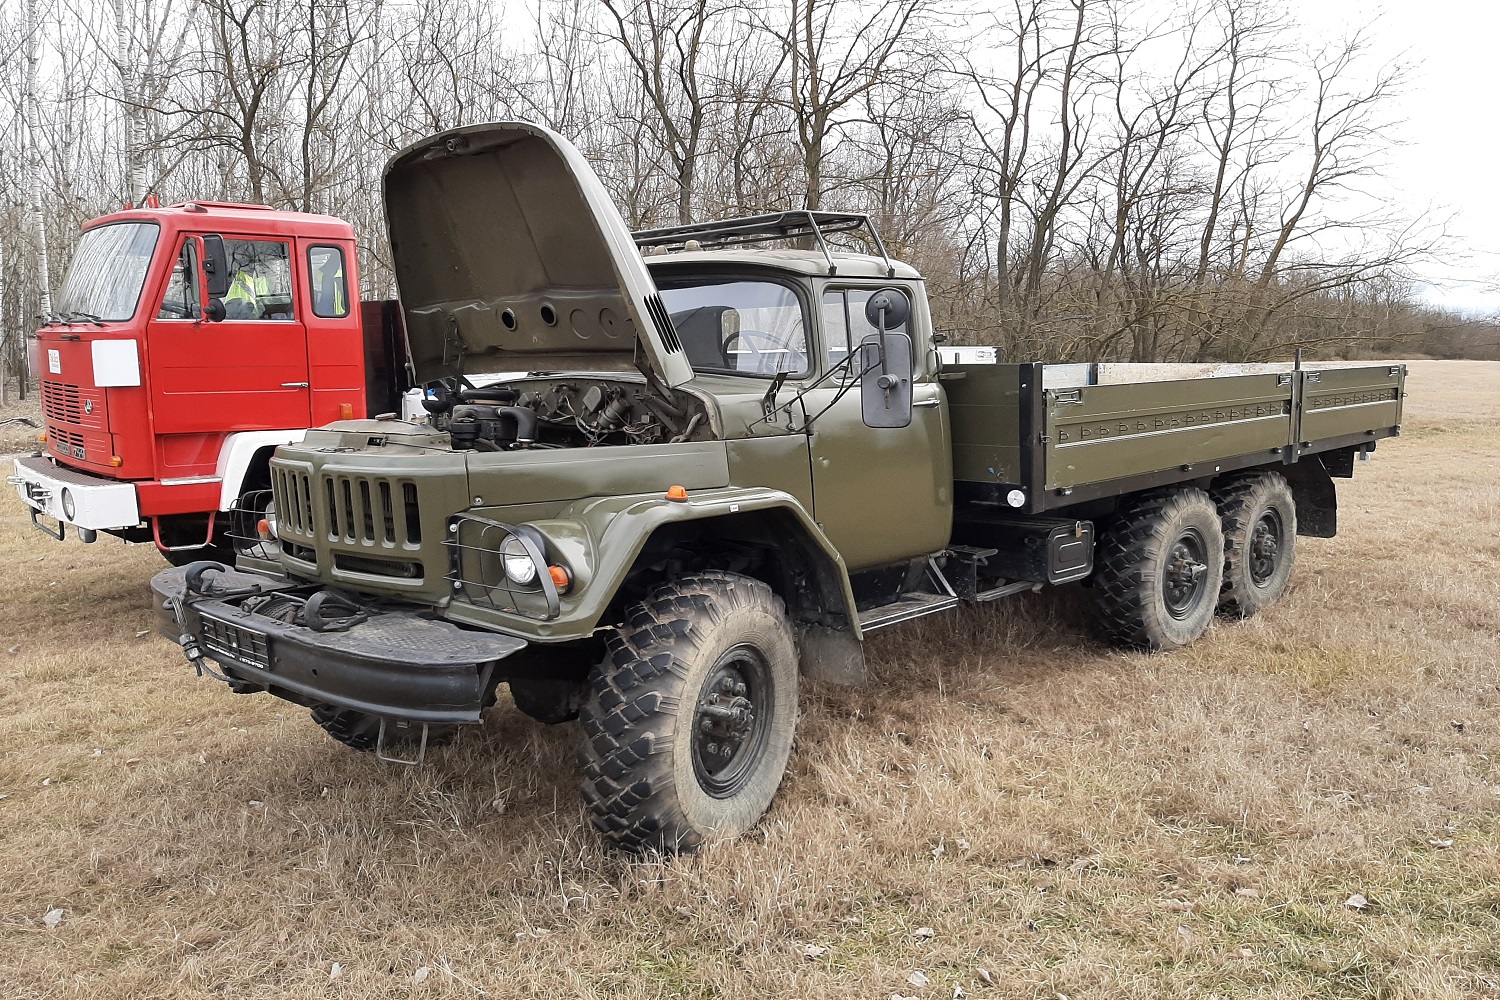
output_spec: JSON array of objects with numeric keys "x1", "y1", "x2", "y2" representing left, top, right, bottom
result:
[{"x1": 9, "y1": 201, "x2": 407, "y2": 562}]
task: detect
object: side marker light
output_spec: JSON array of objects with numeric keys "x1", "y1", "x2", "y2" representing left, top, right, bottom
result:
[
  {"x1": 666, "y1": 485, "x2": 688, "y2": 502},
  {"x1": 339, "y1": 402, "x2": 354, "y2": 420}
]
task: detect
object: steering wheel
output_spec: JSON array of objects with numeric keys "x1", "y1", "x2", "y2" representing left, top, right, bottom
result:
[{"x1": 721, "y1": 328, "x2": 803, "y2": 371}]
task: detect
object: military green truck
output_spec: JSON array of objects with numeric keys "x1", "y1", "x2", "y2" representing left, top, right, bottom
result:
[{"x1": 152, "y1": 122, "x2": 1405, "y2": 852}]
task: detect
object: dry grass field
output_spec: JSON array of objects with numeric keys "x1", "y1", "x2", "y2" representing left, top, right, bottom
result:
[{"x1": 2, "y1": 360, "x2": 1498, "y2": 999}]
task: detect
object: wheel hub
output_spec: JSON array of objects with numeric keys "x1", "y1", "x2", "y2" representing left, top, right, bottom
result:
[
  {"x1": 691, "y1": 649, "x2": 770, "y2": 798},
  {"x1": 1163, "y1": 530, "x2": 1209, "y2": 619},
  {"x1": 1249, "y1": 511, "x2": 1283, "y2": 586}
]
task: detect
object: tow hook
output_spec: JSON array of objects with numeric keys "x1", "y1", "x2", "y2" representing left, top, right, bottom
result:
[{"x1": 167, "y1": 561, "x2": 261, "y2": 683}]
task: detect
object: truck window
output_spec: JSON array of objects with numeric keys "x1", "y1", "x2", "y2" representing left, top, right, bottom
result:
[
  {"x1": 308, "y1": 245, "x2": 349, "y2": 318},
  {"x1": 659, "y1": 277, "x2": 808, "y2": 376},
  {"x1": 55, "y1": 221, "x2": 160, "y2": 322},
  {"x1": 157, "y1": 241, "x2": 201, "y2": 320},
  {"x1": 223, "y1": 239, "x2": 294, "y2": 321},
  {"x1": 823, "y1": 287, "x2": 910, "y2": 374}
]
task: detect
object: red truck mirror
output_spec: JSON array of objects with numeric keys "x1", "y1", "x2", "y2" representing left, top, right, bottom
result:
[{"x1": 192, "y1": 234, "x2": 231, "y2": 321}]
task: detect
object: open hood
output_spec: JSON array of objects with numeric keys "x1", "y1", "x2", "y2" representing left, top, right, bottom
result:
[{"x1": 383, "y1": 122, "x2": 693, "y2": 387}]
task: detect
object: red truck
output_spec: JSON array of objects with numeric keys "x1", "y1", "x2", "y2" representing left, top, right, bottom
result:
[{"x1": 9, "y1": 201, "x2": 408, "y2": 562}]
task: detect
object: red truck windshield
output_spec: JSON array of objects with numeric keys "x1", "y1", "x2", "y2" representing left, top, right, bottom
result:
[{"x1": 54, "y1": 222, "x2": 160, "y2": 322}]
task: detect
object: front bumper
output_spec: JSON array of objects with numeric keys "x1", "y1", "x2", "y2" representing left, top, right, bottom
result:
[
  {"x1": 151, "y1": 565, "x2": 527, "y2": 724},
  {"x1": 10, "y1": 455, "x2": 140, "y2": 532}
]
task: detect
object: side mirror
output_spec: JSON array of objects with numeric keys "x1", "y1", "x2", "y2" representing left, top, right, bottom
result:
[
  {"x1": 201, "y1": 234, "x2": 231, "y2": 298},
  {"x1": 204, "y1": 299, "x2": 227, "y2": 322},
  {"x1": 859, "y1": 332, "x2": 913, "y2": 428},
  {"x1": 858, "y1": 287, "x2": 914, "y2": 428},
  {"x1": 863, "y1": 288, "x2": 911, "y2": 330}
]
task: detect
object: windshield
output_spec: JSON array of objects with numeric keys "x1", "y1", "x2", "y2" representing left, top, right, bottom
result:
[
  {"x1": 54, "y1": 222, "x2": 161, "y2": 322},
  {"x1": 658, "y1": 277, "x2": 809, "y2": 376}
]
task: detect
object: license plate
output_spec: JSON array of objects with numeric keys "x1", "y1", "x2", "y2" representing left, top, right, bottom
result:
[{"x1": 199, "y1": 614, "x2": 271, "y2": 670}]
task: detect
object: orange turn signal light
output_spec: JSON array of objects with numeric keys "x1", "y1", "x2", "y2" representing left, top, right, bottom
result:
[
  {"x1": 38, "y1": 431, "x2": 47, "y2": 442},
  {"x1": 339, "y1": 402, "x2": 354, "y2": 420},
  {"x1": 257, "y1": 518, "x2": 272, "y2": 539},
  {"x1": 666, "y1": 485, "x2": 688, "y2": 502},
  {"x1": 109, "y1": 455, "x2": 123, "y2": 467},
  {"x1": 548, "y1": 564, "x2": 571, "y2": 592}
]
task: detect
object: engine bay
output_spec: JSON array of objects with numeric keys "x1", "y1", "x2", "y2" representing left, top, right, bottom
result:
[{"x1": 421, "y1": 376, "x2": 712, "y2": 451}]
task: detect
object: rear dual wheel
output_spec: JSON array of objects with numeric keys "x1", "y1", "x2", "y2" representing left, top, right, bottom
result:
[
  {"x1": 1093, "y1": 488, "x2": 1225, "y2": 651},
  {"x1": 1213, "y1": 472, "x2": 1297, "y2": 619}
]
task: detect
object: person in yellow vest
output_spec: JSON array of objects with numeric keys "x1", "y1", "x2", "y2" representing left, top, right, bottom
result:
[{"x1": 223, "y1": 266, "x2": 270, "y2": 320}]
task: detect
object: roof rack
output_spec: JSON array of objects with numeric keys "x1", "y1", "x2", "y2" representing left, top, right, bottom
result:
[{"x1": 632, "y1": 210, "x2": 895, "y2": 278}]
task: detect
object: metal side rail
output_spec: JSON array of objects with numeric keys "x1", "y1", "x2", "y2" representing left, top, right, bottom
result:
[{"x1": 857, "y1": 556, "x2": 960, "y2": 632}]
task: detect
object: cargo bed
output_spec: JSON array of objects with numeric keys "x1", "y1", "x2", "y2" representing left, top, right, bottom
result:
[{"x1": 947, "y1": 362, "x2": 1406, "y2": 513}]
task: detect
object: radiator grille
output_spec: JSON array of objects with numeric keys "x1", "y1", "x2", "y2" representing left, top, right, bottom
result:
[
  {"x1": 42, "y1": 382, "x2": 82, "y2": 423},
  {"x1": 49, "y1": 427, "x2": 85, "y2": 457},
  {"x1": 270, "y1": 467, "x2": 422, "y2": 546},
  {"x1": 270, "y1": 467, "x2": 317, "y2": 539}
]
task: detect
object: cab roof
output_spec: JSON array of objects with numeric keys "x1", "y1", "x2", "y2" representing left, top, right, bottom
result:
[
  {"x1": 83, "y1": 201, "x2": 355, "y2": 241},
  {"x1": 645, "y1": 248, "x2": 923, "y2": 281}
]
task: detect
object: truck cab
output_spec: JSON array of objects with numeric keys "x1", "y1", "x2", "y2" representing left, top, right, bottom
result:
[{"x1": 11, "y1": 202, "x2": 374, "y2": 559}]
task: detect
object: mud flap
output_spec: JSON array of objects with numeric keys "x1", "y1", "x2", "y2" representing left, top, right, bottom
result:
[{"x1": 798, "y1": 624, "x2": 866, "y2": 687}]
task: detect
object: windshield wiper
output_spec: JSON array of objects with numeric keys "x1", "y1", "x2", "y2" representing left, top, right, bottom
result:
[{"x1": 61, "y1": 311, "x2": 105, "y2": 326}]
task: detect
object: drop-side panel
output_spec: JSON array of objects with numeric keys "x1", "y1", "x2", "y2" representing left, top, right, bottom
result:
[
  {"x1": 1043, "y1": 374, "x2": 1293, "y2": 490},
  {"x1": 947, "y1": 363, "x2": 1029, "y2": 494},
  {"x1": 1297, "y1": 365, "x2": 1404, "y2": 445}
]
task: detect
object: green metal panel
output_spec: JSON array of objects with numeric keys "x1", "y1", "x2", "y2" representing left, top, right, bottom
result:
[
  {"x1": 1044, "y1": 374, "x2": 1293, "y2": 490},
  {"x1": 466, "y1": 441, "x2": 730, "y2": 508},
  {"x1": 1297, "y1": 365, "x2": 1404, "y2": 444},
  {"x1": 946, "y1": 363, "x2": 1026, "y2": 487}
]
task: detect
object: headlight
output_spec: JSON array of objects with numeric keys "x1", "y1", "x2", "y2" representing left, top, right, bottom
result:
[
  {"x1": 501, "y1": 533, "x2": 539, "y2": 585},
  {"x1": 61, "y1": 488, "x2": 76, "y2": 520}
]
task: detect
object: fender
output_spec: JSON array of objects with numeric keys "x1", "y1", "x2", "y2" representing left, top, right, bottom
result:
[
  {"x1": 213, "y1": 430, "x2": 308, "y2": 510},
  {"x1": 445, "y1": 486, "x2": 862, "y2": 644}
]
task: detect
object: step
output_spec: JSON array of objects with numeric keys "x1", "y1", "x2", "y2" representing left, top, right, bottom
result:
[{"x1": 858, "y1": 591, "x2": 960, "y2": 632}]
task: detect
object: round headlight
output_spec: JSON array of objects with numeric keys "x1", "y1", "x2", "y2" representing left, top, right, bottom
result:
[
  {"x1": 60, "y1": 488, "x2": 76, "y2": 520},
  {"x1": 501, "y1": 534, "x2": 539, "y2": 585}
]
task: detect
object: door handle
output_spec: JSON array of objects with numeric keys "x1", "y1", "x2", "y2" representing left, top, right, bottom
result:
[
  {"x1": 281, "y1": 382, "x2": 310, "y2": 388},
  {"x1": 913, "y1": 398, "x2": 941, "y2": 408}
]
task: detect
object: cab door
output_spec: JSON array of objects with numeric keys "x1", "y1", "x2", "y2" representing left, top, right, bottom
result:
[
  {"x1": 801, "y1": 284, "x2": 952, "y2": 571},
  {"x1": 147, "y1": 233, "x2": 311, "y2": 436}
]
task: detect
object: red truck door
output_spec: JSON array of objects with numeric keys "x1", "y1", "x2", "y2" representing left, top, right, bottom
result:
[{"x1": 146, "y1": 233, "x2": 312, "y2": 435}]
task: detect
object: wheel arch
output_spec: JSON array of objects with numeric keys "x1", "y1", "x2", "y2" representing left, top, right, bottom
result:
[
  {"x1": 214, "y1": 430, "x2": 308, "y2": 510},
  {"x1": 614, "y1": 498, "x2": 860, "y2": 637}
]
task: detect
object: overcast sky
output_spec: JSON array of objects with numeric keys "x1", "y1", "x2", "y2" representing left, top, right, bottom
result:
[{"x1": 1299, "y1": 0, "x2": 1500, "y2": 315}]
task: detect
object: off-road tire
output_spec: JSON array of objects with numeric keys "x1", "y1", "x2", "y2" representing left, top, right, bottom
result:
[
  {"x1": 509, "y1": 678, "x2": 586, "y2": 724},
  {"x1": 1093, "y1": 488, "x2": 1225, "y2": 651},
  {"x1": 309, "y1": 704, "x2": 457, "y2": 753},
  {"x1": 578, "y1": 571, "x2": 798, "y2": 853},
  {"x1": 1214, "y1": 472, "x2": 1297, "y2": 619}
]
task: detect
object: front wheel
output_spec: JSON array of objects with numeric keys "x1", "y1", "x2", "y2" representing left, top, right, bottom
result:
[{"x1": 578, "y1": 571, "x2": 799, "y2": 852}]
